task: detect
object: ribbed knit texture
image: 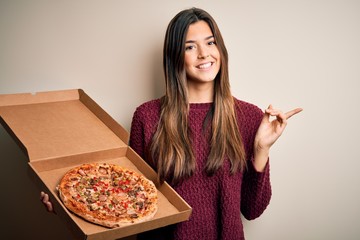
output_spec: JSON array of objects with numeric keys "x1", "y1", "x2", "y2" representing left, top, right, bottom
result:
[{"x1": 130, "y1": 98, "x2": 271, "y2": 240}]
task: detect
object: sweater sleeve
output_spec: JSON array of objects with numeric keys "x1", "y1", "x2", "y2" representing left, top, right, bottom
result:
[
  {"x1": 240, "y1": 102, "x2": 272, "y2": 220},
  {"x1": 241, "y1": 160, "x2": 271, "y2": 220},
  {"x1": 129, "y1": 106, "x2": 146, "y2": 159}
]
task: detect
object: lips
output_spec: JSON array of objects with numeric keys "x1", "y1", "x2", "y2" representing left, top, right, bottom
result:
[{"x1": 197, "y1": 62, "x2": 212, "y2": 69}]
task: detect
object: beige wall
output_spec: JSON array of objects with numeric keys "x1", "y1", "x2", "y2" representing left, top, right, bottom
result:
[{"x1": 1, "y1": 0, "x2": 359, "y2": 239}]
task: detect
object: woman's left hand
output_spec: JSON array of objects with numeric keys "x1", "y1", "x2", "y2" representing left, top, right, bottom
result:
[{"x1": 253, "y1": 104, "x2": 303, "y2": 171}]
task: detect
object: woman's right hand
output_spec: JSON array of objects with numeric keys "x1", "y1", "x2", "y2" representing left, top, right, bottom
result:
[{"x1": 40, "y1": 191, "x2": 55, "y2": 213}]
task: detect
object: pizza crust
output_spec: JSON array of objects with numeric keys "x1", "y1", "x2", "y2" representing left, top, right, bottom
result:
[{"x1": 57, "y1": 163, "x2": 158, "y2": 228}]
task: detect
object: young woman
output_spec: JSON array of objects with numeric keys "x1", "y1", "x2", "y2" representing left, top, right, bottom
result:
[
  {"x1": 41, "y1": 7, "x2": 302, "y2": 240},
  {"x1": 129, "y1": 7, "x2": 301, "y2": 240}
]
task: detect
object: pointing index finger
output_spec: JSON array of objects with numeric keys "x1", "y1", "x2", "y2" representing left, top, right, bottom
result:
[{"x1": 285, "y1": 108, "x2": 303, "y2": 119}]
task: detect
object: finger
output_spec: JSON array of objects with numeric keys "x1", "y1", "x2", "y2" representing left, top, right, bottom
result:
[
  {"x1": 276, "y1": 112, "x2": 288, "y2": 126},
  {"x1": 40, "y1": 191, "x2": 45, "y2": 200},
  {"x1": 265, "y1": 106, "x2": 284, "y2": 118},
  {"x1": 262, "y1": 107, "x2": 271, "y2": 123},
  {"x1": 265, "y1": 104, "x2": 273, "y2": 113},
  {"x1": 46, "y1": 201, "x2": 53, "y2": 212},
  {"x1": 42, "y1": 193, "x2": 49, "y2": 204},
  {"x1": 265, "y1": 105, "x2": 284, "y2": 116},
  {"x1": 285, "y1": 108, "x2": 303, "y2": 119},
  {"x1": 266, "y1": 109, "x2": 281, "y2": 116}
]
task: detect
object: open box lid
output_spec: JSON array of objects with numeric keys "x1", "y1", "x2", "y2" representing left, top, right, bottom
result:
[{"x1": 0, "y1": 89, "x2": 129, "y2": 162}]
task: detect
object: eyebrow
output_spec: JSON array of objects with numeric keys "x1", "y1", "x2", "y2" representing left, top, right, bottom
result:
[{"x1": 185, "y1": 35, "x2": 214, "y2": 44}]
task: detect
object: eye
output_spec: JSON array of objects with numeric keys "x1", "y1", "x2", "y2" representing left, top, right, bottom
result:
[
  {"x1": 185, "y1": 45, "x2": 195, "y2": 51},
  {"x1": 208, "y1": 41, "x2": 216, "y2": 46}
]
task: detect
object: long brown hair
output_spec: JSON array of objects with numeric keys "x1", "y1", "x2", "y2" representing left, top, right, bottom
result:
[{"x1": 149, "y1": 7, "x2": 246, "y2": 184}]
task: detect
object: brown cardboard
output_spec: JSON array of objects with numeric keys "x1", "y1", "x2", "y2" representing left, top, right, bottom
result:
[{"x1": 0, "y1": 89, "x2": 192, "y2": 240}]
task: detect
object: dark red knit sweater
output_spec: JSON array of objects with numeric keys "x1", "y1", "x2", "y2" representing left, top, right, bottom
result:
[{"x1": 129, "y1": 98, "x2": 271, "y2": 240}]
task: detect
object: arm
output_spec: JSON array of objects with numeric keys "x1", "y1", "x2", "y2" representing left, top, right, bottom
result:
[
  {"x1": 240, "y1": 106, "x2": 271, "y2": 220},
  {"x1": 129, "y1": 106, "x2": 146, "y2": 158},
  {"x1": 241, "y1": 158, "x2": 271, "y2": 220},
  {"x1": 241, "y1": 104, "x2": 302, "y2": 220}
]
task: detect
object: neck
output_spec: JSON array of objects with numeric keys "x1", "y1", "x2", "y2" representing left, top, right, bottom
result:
[{"x1": 187, "y1": 81, "x2": 214, "y2": 103}]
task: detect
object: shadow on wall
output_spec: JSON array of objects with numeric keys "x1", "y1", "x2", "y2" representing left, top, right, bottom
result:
[{"x1": 151, "y1": 43, "x2": 165, "y2": 99}]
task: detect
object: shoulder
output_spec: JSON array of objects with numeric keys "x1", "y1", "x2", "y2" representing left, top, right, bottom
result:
[
  {"x1": 134, "y1": 99, "x2": 161, "y2": 114},
  {"x1": 233, "y1": 97, "x2": 264, "y2": 152},
  {"x1": 135, "y1": 99, "x2": 161, "y2": 111},
  {"x1": 233, "y1": 97, "x2": 263, "y2": 119},
  {"x1": 132, "y1": 99, "x2": 161, "y2": 123}
]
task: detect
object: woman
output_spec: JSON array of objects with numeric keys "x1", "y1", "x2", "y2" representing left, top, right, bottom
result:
[
  {"x1": 129, "y1": 7, "x2": 301, "y2": 240},
  {"x1": 41, "y1": 7, "x2": 302, "y2": 240}
]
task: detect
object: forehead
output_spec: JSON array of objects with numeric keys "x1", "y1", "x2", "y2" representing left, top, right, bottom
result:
[{"x1": 186, "y1": 20, "x2": 213, "y2": 40}]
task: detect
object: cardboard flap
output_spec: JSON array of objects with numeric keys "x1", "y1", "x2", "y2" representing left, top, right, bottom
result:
[{"x1": 0, "y1": 89, "x2": 128, "y2": 162}]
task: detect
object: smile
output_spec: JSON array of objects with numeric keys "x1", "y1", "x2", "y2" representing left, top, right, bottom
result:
[{"x1": 197, "y1": 62, "x2": 212, "y2": 69}]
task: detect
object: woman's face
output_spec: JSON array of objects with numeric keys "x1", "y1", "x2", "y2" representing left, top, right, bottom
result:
[{"x1": 184, "y1": 20, "x2": 221, "y2": 85}]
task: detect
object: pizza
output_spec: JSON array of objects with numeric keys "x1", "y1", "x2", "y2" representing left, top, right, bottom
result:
[{"x1": 57, "y1": 162, "x2": 158, "y2": 228}]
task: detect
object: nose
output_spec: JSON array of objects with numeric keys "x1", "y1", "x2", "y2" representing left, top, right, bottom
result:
[
  {"x1": 198, "y1": 54, "x2": 210, "y2": 59},
  {"x1": 197, "y1": 46, "x2": 210, "y2": 59}
]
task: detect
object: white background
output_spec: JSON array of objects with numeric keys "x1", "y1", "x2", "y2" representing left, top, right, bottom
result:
[{"x1": 1, "y1": 0, "x2": 359, "y2": 239}]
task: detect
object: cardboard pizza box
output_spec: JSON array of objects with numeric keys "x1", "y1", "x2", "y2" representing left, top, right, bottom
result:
[{"x1": 0, "y1": 89, "x2": 192, "y2": 240}]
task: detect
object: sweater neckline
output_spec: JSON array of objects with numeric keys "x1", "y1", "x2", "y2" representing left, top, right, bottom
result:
[{"x1": 189, "y1": 102, "x2": 213, "y2": 110}]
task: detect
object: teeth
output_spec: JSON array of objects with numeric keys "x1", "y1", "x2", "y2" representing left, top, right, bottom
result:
[{"x1": 198, "y1": 62, "x2": 212, "y2": 69}]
